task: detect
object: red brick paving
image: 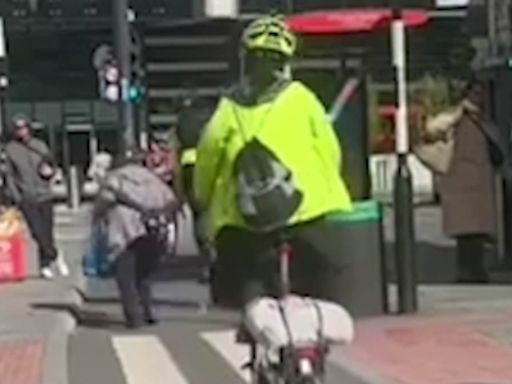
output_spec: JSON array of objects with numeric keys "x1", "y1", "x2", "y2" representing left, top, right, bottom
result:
[
  {"x1": 0, "y1": 341, "x2": 42, "y2": 384},
  {"x1": 335, "y1": 314, "x2": 512, "y2": 384}
]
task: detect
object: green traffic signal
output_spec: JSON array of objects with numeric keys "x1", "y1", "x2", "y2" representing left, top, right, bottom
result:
[{"x1": 128, "y1": 85, "x2": 142, "y2": 103}]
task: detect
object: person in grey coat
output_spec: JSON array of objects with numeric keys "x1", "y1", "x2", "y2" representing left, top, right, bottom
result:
[
  {"x1": 434, "y1": 81, "x2": 499, "y2": 283},
  {"x1": 4, "y1": 115, "x2": 69, "y2": 279},
  {"x1": 95, "y1": 150, "x2": 178, "y2": 328}
]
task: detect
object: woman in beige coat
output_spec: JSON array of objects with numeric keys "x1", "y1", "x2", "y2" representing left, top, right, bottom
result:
[{"x1": 429, "y1": 81, "x2": 499, "y2": 283}]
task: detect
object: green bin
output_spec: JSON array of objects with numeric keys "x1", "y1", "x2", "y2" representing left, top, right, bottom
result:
[{"x1": 322, "y1": 200, "x2": 388, "y2": 317}]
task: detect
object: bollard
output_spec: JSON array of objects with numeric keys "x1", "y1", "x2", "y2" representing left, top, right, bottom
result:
[
  {"x1": 139, "y1": 131, "x2": 148, "y2": 151},
  {"x1": 68, "y1": 165, "x2": 81, "y2": 212}
]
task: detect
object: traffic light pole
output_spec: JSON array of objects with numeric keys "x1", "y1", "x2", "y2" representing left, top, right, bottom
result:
[
  {"x1": 113, "y1": 0, "x2": 136, "y2": 155},
  {"x1": 0, "y1": 17, "x2": 9, "y2": 201},
  {"x1": 391, "y1": 8, "x2": 417, "y2": 314}
]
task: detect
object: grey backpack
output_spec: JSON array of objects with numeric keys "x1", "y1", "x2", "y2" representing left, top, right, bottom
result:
[{"x1": 231, "y1": 97, "x2": 303, "y2": 232}]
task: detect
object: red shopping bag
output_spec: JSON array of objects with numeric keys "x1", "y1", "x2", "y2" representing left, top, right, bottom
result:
[{"x1": 0, "y1": 209, "x2": 27, "y2": 282}]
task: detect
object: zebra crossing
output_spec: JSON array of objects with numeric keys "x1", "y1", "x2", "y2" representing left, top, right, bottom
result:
[
  {"x1": 111, "y1": 335, "x2": 189, "y2": 384},
  {"x1": 69, "y1": 320, "x2": 357, "y2": 384}
]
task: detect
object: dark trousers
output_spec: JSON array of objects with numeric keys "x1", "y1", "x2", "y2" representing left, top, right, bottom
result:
[
  {"x1": 211, "y1": 218, "x2": 349, "y2": 308},
  {"x1": 456, "y1": 234, "x2": 489, "y2": 283},
  {"x1": 115, "y1": 236, "x2": 162, "y2": 325},
  {"x1": 20, "y1": 199, "x2": 57, "y2": 268}
]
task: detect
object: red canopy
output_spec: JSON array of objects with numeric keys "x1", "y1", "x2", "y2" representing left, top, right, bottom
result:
[{"x1": 286, "y1": 9, "x2": 430, "y2": 35}]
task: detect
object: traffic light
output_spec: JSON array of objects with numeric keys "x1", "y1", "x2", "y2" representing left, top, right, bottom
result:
[
  {"x1": 92, "y1": 44, "x2": 120, "y2": 102},
  {"x1": 128, "y1": 27, "x2": 144, "y2": 104},
  {"x1": 128, "y1": 84, "x2": 142, "y2": 103},
  {"x1": 92, "y1": 28, "x2": 144, "y2": 104}
]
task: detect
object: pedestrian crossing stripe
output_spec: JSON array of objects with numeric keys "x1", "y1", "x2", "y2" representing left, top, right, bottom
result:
[
  {"x1": 200, "y1": 329, "x2": 251, "y2": 382},
  {"x1": 110, "y1": 329, "x2": 252, "y2": 384},
  {"x1": 102, "y1": 328, "x2": 350, "y2": 384},
  {"x1": 112, "y1": 335, "x2": 188, "y2": 384}
]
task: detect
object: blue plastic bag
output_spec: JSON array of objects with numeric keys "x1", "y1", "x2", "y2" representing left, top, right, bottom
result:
[{"x1": 82, "y1": 225, "x2": 113, "y2": 278}]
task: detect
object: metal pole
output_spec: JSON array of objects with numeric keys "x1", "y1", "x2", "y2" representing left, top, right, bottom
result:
[
  {"x1": 487, "y1": 0, "x2": 497, "y2": 57},
  {"x1": 0, "y1": 17, "x2": 9, "y2": 201},
  {"x1": 68, "y1": 165, "x2": 81, "y2": 212},
  {"x1": 0, "y1": 17, "x2": 7, "y2": 138},
  {"x1": 113, "y1": 0, "x2": 136, "y2": 155},
  {"x1": 391, "y1": 8, "x2": 417, "y2": 314}
]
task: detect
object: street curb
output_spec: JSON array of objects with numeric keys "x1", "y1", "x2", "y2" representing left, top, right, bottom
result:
[{"x1": 41, "y1": 275, "x2": 85, "y2": 384}]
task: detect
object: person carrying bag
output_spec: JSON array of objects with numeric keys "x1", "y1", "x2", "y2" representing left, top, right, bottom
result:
[{"x1": 93, "y1": 150, "x2": 178, "y2": 328}]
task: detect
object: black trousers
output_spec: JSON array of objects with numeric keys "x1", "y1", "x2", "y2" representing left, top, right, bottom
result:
[
  {"x1": 114, "y1": 236, "x2": 163, "y2": 325},
  {"x1": 182, "y1": 165, "x2": 195, "y2": 208},
  {"x1": 211, "y1": 218, "x2": 350, "y2": 308},
  {"x1": 19, "y1": 199, "x2": 57, "y2": 268},
  {"x1": 456, "y1": 234, "x2": 488, "y2": 282}
]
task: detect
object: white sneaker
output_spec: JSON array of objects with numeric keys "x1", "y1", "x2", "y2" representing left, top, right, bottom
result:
[
  {"x1": 40, "y1": 267, "x2": 54, "y2": 280},
  {"x1": 54, "y1": 252, "x2": 70, "y2": 277}
]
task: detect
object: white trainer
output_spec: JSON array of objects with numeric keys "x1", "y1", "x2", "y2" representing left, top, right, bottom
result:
[
  {"x1": 55, "y1": 251, "x2": 70, "y2": 277},
  {"x1": 40, "y1": 267, "x2": 54, "y2": 280}
]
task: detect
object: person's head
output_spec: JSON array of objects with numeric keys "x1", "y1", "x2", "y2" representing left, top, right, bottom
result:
[
  {"x1": 149, "y1": 129, "x2": 169, "y2": 148},
  {"x1": 463, "y1": 76, "x2": 485, "y2": 109},
  {"x1": 11, "y1": 114, "x2": 32, "y2": 142},
  {"x1": 241, "y1": 15, "x2": 296, "y2": 87}
]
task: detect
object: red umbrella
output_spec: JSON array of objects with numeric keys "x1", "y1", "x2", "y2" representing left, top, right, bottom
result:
[{"x1": 286, "y1": 9, "x2": 430, "y2": 35}]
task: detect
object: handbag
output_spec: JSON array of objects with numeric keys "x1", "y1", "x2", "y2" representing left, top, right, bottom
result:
[
  {"x1": 82, "y1": 225, "x2": 113, "y2": 278},
  {"x1": 413, "y1": 134, "x2": 455, "y2": 174},
  {"x1": 413, "y1": 106, "x2": 462, "y2": 175}
]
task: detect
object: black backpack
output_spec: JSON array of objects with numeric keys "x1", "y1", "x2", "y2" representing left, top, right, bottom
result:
[{"x1": 231, "y1": 97, "x2": 303, "y2": 233}]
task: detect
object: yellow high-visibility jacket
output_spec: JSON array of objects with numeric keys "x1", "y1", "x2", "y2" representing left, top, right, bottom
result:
[
  {"x1": 180, "y1": 148, "x2": 197, "y2": 166},
  {"x1": 194, "y1": 80, "x2": 352, "y2": 240}
]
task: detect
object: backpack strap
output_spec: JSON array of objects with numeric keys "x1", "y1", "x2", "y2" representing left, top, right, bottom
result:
[{"x1": 229, "y1": 80, "x2": 291, "y2": 145}]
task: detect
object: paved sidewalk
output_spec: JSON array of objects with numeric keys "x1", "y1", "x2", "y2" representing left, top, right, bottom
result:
[
  {"x1": 0, "y1": 205, "x2": 90, "y2": 384},
  {"x1": 332, "y1": 285, "x2": 512, "y2": 384}
]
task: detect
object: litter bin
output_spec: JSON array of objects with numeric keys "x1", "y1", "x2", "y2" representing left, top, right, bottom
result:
[{"x1": 321, "y1": 200, "x2": 388, "y2": 317}]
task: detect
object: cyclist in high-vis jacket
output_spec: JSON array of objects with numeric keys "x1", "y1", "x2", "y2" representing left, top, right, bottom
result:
[{"x1": 194, "y1": 15, "x2": 353, "y2": 308}]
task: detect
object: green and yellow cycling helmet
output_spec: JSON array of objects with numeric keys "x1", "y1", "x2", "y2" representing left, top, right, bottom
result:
[{"x1": 242, "y1": 15, "x2": 297, "y2": 58}]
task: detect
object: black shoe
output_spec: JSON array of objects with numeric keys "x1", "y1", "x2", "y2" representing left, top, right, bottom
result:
[
  {"x1": 144, "y1": 316, "x2": 158, "y2": 325},
  {"x1": 143, "y1": 309, "x2": 158, "y2": 325}
]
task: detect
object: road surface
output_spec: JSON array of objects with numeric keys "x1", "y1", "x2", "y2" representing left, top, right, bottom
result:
[{"x1": 69, "y1": 282, "x2": 361, "y2": 384}]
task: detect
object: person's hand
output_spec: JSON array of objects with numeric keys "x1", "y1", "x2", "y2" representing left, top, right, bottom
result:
[{"x1": 38, "y1": 162, "x2": 55, "y2": 180}]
